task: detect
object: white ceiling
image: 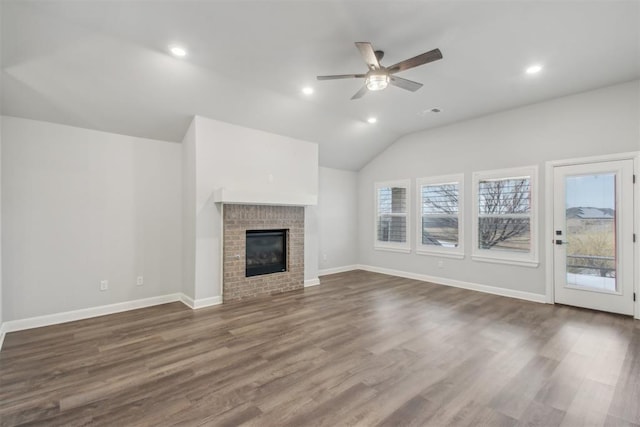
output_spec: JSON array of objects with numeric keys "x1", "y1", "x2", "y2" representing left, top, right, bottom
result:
[{"x1": 1, "y1": 1, "x2": 639, "y2": 170}]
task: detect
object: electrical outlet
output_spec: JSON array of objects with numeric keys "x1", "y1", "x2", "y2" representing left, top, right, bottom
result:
[
  {"x1": 437, "y1": 260, "x2": 444, "y2": 268},
  {"x1": 136, "y1": 276, "x2": 144, "y2": 286},
  {"x1": 100, "y1": 280, "x2": 109, "y2": 291},
  {"x1": 322, "y1": 253, "x2": 328, "y2": 262}
]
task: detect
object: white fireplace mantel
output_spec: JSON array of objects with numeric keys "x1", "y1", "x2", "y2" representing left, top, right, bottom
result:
[{"x1": 212, "y1": 188, "x2": 317, "y2": 206}]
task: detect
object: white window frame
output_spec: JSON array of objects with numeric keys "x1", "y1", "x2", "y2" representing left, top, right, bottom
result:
[
  {"x1": 416, "y1": 174, "x2": 464, "y2": 259},
  {"x1": 472, "y1": 165, "x2": 539, "y2": 267},
  {"x1": 374, "y1": 179, "x2": 411, "y2": 253}
]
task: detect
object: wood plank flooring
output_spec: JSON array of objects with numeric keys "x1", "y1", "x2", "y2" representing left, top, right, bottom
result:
[{"x1": 1, "y1": 270, "x2": 639, "y2": 426}]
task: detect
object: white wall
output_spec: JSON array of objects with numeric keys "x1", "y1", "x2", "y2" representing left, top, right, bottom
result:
[
  {"x1": 181, "y1": 118, "x2": 197, "y2": 299},
  {"x1": 317, "y1": 167, "x2": 358, "y2": 274},
  {"x1": 2, "y1": 117, "x2": 182, "y2": 320},
  {"x1": 0, "y1": 2, "x2": 4, "y2": 332},
  {"x1": 304, "y1": 205, "x2": 319, "y2": 284},
  {"x1": 358, "y1": 80, "x2": 640, "y2": 296},
  {"x1": 186, "y1": 116, "x2": 319, "y2": 300},
  {"x1": 0, "y1": 113, "x2": 3, "y2": 330}
]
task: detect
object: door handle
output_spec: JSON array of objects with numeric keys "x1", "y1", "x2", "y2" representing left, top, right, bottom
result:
[{"x1": 555, "y1": 240, "x2": 569, "y2": 245}]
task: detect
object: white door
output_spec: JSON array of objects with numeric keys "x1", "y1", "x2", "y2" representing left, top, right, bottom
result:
[{"x1": 553, "y1": 160, "x2": 635, "y2": 315}]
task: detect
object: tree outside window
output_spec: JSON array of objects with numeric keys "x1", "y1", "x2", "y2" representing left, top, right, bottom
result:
[{"x1": 472, "y1": 166, "x2": 538, "y2": 267}]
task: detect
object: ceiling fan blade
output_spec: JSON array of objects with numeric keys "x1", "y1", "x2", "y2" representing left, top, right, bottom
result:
[
  {"x1": 350, "y1": 85, "x2": 368, "y2": 100},
  {"x1": 390, "y1": 76, "x2": 423, "y2": 92},
  {"x1": 387, "y1": 48, "x2": 443, "y2": 74},
  {"x1": 317, "y1": 74, "x2": 365, "y2": 80},
  {"x1": 355, "y1": 42, "x2": 381, "y2": 71}
]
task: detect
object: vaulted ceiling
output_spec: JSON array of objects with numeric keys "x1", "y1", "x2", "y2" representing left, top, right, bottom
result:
[{"x1": 1, "y1": 1, "x2": 639, "y2": 170}]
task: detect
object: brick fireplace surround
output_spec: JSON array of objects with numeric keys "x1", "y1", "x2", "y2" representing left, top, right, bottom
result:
[{"x1": 222, "y1": 204, "x2": 304, "y2": 303}]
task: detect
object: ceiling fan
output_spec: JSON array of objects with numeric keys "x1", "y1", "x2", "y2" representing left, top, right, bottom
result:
[{"x1": 317, "y1": 42, "x2": 443, "y2": 100}]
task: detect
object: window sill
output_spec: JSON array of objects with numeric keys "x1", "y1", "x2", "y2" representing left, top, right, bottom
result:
[
  {"x1": 374, "y1": 246, "x2": 411, "y2": 254},
  {"x1": 472, "y1": 255, "x2": 539, "y2": 268},
  {"x1": 416, "y1": 249, "x2": 464, "y2": 260}
]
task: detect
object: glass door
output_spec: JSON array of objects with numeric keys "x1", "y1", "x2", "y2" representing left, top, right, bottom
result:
[{"x1": 553, "y1": 160, "x2": 634, "y2": 315}]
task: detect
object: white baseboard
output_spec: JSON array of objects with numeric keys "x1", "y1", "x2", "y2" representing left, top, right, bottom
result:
[
  {"x1": 179, "y1": 293, "x2": 195, "y2": 308},
  {"x1": 0, "y1": 292, "x2": 225, "y2": 350},
  {"x1": 357, "y1": 264, "x2": 546, "y2": 304},
  {"x1": 318, "y1": 265, "x2": 359, "y2": 276},
  {"x1": 0, "y1": 265, "x2": 546, "y2": 351},
  {"x1": 304, "y1": 278, "x2": 320, "y2": 287},
  {"x1": 0, "y1": 323, "x2": 6, "y2": 351},
  {"x1": 2, "y1": 293, "x2": 184, "y2": 335},
  {"x1": 180, "y1": 294, "x2": 222, "y2": 309}
]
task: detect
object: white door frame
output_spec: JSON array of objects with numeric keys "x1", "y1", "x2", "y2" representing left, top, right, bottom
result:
[{"x1": 544, "y1": 151, "x2": 639, "y2": 319}]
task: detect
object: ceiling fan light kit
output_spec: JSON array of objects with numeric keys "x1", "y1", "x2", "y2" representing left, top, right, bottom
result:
[
  {"x1": 365, "y1": 74, "x2": 389, "y2": 91},
  {"x1": 317, "y1": 42, "x2": 443, "y2": 100}
]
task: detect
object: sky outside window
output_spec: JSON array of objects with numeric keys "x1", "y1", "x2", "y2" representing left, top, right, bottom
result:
[{"x1": 566, "y1": 173, "x2": 614, "y2": 209}]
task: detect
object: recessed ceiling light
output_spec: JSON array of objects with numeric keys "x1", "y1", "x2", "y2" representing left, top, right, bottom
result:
[
  {"x1": 526, "y1": 64, "x2": 543, "y2": 75},
  {"x1": 367, "y1": 117, "x2": 377, "y2": 124},
  {"x1": 169, "y1": 45, "x2": 187, "y2": 57},
  {"x1": 302, "y1": 87, "x2": 314, "y2": 95}
]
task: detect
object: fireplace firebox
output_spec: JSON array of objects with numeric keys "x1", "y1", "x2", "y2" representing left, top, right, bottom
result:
[{"x1": 245, "y1": 229, "x2": 287, "y2": 277}]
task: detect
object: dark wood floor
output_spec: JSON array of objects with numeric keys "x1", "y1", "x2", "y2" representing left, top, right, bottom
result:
[{"x1": 1, "y1": 270, "x2": 639, "y2": 426}]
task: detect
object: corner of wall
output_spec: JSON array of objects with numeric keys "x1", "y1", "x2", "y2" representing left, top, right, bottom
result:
[
  {"x1": 181, "y1": 117, "x2": 197, "y2": 300},
  {"x1": 0, "y1": 115, "x2": 3, "y2": 348},
  {"x1": 304, "y1": 205, "x2": 319, "y2": 282}
]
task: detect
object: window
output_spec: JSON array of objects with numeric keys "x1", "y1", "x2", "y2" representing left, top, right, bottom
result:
[
  {"x1": 472, "y1": 166, "x2": 539, "y2": 267},
  {"x1": 375, "y1": 180, "x2": 411, "y2": 252},
  {"x1": 416, "y1": 174, "x2": 464, "y2": 259}
]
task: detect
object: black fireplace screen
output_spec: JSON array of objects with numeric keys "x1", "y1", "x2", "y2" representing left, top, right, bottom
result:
[{"x1": 245, "y1": 229, "x2": 287, "y2": 277}]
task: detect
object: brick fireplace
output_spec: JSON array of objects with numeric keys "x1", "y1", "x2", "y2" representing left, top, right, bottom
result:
[{"x1": 222, "y1": 204, "x2": 304, "y2": 303}]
